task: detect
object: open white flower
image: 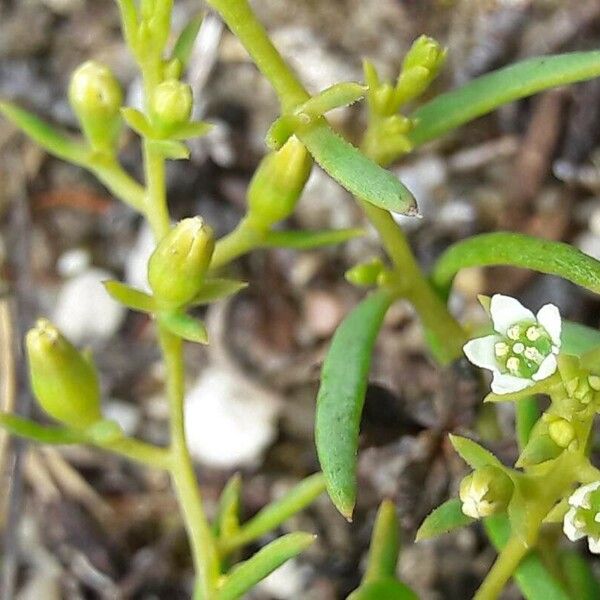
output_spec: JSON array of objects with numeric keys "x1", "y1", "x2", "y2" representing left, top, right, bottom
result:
[
  {"x1": 563, "y1": 481, "x2": 600, "y2": 553},
  {"x1": 463, "y1": 294, "x2": 561, "y2": 394}
]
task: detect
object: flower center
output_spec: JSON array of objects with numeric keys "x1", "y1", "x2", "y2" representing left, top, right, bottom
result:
[{"x1": 493, "y1": 321, "x2": 553, "y2": 378}]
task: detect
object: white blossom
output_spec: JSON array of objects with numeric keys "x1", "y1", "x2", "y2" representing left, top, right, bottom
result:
[
  {"x1": 463, "y1": 294, "x2": 561, "y2": 394},
  {"x1": 563, "y1": 481, "x2": 600, "y2": 553}
]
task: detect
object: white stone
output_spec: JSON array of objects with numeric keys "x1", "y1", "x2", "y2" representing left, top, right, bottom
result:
[
  {"x1": 56, "y1": 248, "x2": 91, "y2": 278},
  {"x1": 185, "y1": 366, "x2": 280, "y2": 469},
  {"x1": 103, "y1": 399, "x2": 141, "y2": 436},
  {"x1": 257, "y1": 558, "x2": 311, "y2": 599},
  {"x1": 125, "y1": 222, "x2": 155, "y2": 293},
  {"x1": 53, "y1": 268, "x2": 126, "y2": 343}
]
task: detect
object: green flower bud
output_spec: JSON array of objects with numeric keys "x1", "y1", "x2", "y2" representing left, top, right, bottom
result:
[
  {"x1": 151, "y1": 79, "x2": 193, "y2": 130},
  {"x1": 345, "y1": 258, "x2": 385, "y2": 287},
  {"x1": 548, "y1": 418, "x2": 576, "y2": 449},
  {"x1": 402, "y1": 35, "x2": 446, "y2": 76},
  {"x1": 26, "y1": 319, "x2": 102, "y2": 429},
  {"x1": 68, "y1": 61, "x2": 123, "y2": 153},
  {"x1": 459, "y1": 465, "x2": 513, "y2": 519},
  {"x1": 247, "y1": 137, "x2": 313, "y2": 230},
  {"x1": 148, "y1": 217, "x2": 215, "y2": 307}
]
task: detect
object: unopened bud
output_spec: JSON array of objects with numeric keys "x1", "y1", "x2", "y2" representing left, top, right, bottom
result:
[
  {"x1": 345, "y1": 258, "x2": 385, "y2": 287},
  {"x1": 151, "y1": 79, "x2": 193, "y2": 129},
  {"x1": 247, "y1": 137, "x2": 312, "y2": 230},
  {"x1": 548, "y1": 418, "x2": 576, "y2": 449},
  {"x1": 26, "y1": 319, "x2": 102, "y2": 429},
  {"x1": 69, "y1": 61, "x2": 123, "y2": 152},
  {"x1": 402, "y1": 35, "x2": 446, "y2": 75},
  {"x1": 148, "y1": 217, "x2": 214, "y2": 307},
  {"x1": 459, "y1": 465, "x2": 513, "y2": 519}
]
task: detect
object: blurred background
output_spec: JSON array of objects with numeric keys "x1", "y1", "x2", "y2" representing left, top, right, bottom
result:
[{"x1": 2, "y1": 0, "x2": 600, "y2": 597}]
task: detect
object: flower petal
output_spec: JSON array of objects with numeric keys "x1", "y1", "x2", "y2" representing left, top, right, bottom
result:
[
  {"x1": 589, "y1": 536, "x2": 600, "y2": 554},
  {"x1": 490, "y1": 294, "x2": 535, "y2": 335},
  {"x1": 563, "y1": 508, "x2": 586, "y2": 541},
  {"x1": 491, "y1": 372, "x2": 533, "y2": 394},
  {"x1": 536, "y1": 304, "x2": 561, "y2": 347},
  {"x1": 532, "y1": 354, "x2": 557, "y2": 382},
  {"x1": 569, "y1": 481, "x2": 600, "y2": 509},
  {"x1": 463, "y1": 335, "x2": 499, "y2": 371}
]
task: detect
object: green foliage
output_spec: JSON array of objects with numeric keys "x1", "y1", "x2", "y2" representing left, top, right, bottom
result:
[
  {"x1": 416, "y1": 499, "x2": 474, "y2": 541},
  {"x1": 316, "y1": 290, "x2": 393, "y2": 519}
]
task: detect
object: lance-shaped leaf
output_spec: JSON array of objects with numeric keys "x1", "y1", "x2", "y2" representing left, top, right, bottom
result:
[
  {"x1": 363, "y1": 500, "x2": 400, "y2": 583},
  {"x1": 190, "y1": 278, "x2": 248, "y2": 306},
  {"x1": 298, "y1": 82, "x2": 366, "y2": 119},
  {"x1": 217, "y1": 533, "x2": 315, "y2": 600},
  {"x1": 262, "y1": 228, "x2": 364, "y2": 250},
  {"x1": 449, "y1": 434, "x2": 502, "y2": 470},
  {"x1": 431, "y1": 232, "x2": 600, "y2": 298},
  {"x1": 168, "y1": 120, "x2": 212, "y2": 140},
  {"x1": 172, "y1": 13, "x2": 204, "y2": 69},
  {"x1": 416, "y1": 498, "x2": 474, "y2": 541},
  {"x1": 0, "y1": 413, "x2": 85, "y2": 445},
  {"x1": 316, "y1": 290, "x2": 394, "y2": 519},
  {"x1": 103, "y1": 280, "x2": 156, "y2": 313},
  {"x1": 562, "y1": 321, "x2": 600, "y2": 356},
  {"x1": 409, "y1": 51, "x2": 600, "y2": 146},
  {"x1": 220, "y1": 473, "x2": 325, "y2": 554},
  {"x1": 0, "y1": 101, "x2": 88, "y2": 166},
  {"x1": 214, "y1": 473, "x2": 242, "y2": 540},
  {"x1": 158, "y1": 311, "x2": 208, "y2": 344},
  {"x1": 297, "y1": 120, "x2": 417, "y2": 215},
  {"x1": 485, "y1": 515, "x2": 570, "y2": 600},
  {"x1": 560, "y1": 550, "x2": 600, "y2": 600}
]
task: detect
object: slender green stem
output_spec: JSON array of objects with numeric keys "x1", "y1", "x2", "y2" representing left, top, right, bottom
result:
[
  {"x1": 204, "y1": 0, "x2": 308, "y2": 111},
  {"x1": 474, "y1": 535, "x2": 529, "y2": 600},
  {"x1": 210, "y1": 218, "x2": 264, "y2": 271},
  {"x1": 159, "y1": 328, "x2": 220, "y2": 599},
  {"x1": 88, "y1": 155, "x2": 146, "y2": 212},
  {"x1": 142, "y1": 140, "x2": 170, "y2": 239},
  {"x1": 516, "y1": 397, "x2": 540, "y2": 451},
  {"x1": 99, "y1": 436, "x2": 171, "y2": 469}
]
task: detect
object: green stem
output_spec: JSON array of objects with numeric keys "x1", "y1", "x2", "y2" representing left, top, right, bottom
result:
[
  {"x1": 89, "y1": 155, "x2": 146, "y2": 212},
  {"x1": 204, "y1": 0, "x2": 308, "y2": 111},
  {"x1": 99, "y1": 436, "x2": 171, "y2": 469},
  {"x1": 210, "y1": 218, "x2": 264, "y2": 271},
  {"x1": 516, "y1": 397, "x2": 540, "y2": 451},
  {"x1": 474, "y1": 535, "x2": 529, "y2": 600},
  {"x1": 142, "y1": 140, "x2": 170, "y2": 239},
  {"x1": 159, "y1": 327, "x2": 220, "y2": 599}
]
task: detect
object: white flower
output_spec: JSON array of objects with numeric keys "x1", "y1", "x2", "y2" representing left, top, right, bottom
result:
[
  {"x1": 563, "y1": 481, "x2": 600, "y2": 553},
  {"x1": 463, "y1": 294, "x2": 561, "y2": 394}
]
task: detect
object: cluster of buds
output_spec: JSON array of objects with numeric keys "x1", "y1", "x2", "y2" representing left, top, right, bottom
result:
[
  {"x1": 459, "y1": 465, "x2": 514, "y2": 519},
  {"x1": 246, "y1": 136, "x2": 313, "y2": 231},
  {"x1": 69, "y1": 61, "x2": 123, "y2": 154}
]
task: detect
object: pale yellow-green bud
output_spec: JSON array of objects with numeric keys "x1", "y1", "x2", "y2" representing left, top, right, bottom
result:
[
  {"x1": 26, "y1": 319, "x2": 102, "y2": 429},
  {"x1": 548, "y1": 418, "x2": 576, "y2": 449},
  {"x1": 148, "y1": 217, "x2": 215, "y2": 307},
  {"x1": 68, "y1": 61, "x2": 123, "y2": 153},
  {"x1": 459, "y1": 465, "x2": 513, "y2": 519},
  {"x1": 345, "y1": 259, "x2": 385, "y2": 287},
  {"x1": 402, "y1": 35, "x2": 446, "y2": 76},
  {"x1": 247, "y1": 137, "x2": 313, "y2": 230},
  {"x1": 151, "y1": 79, "x2": 193, "y2": 129}
]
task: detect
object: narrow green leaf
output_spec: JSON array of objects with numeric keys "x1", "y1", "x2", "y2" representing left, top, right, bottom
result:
[
  {"x1": 516, "y1": 397, "x2": 540, "y2": 450},
  {"x1": 168, "y1": 120, "x2": 213, "y2": 140},
  {"x1": 121, "y1": 107, "x2": 154, "y2": 137},
  {"x1": 409, "y1": 51, "x2": 600, "y2": 146},
  {"x1": 449, "y1": 434, "x2": 502, "y2": 470},
  {"x1": 363, "y1": 500, "x2": 400, "y2": 583},
  {"x1": 0, "y1": 101, "x2": 88, "y2": 166},
  {"x1": 151, "y1": 139, "x2": 190, "y2": 160},
  {"x1": 516, "y1": 434, "x2": 562, "y2": 468},
  {"x1": 172, "y1": 14, "x2": 204, "y2": 69},
  {"x1": 297, "y1": 120, "x2": 417, "y2": 215},
  {"x1": 347, "y1": 579, "x2": 418, "y2": 600},
  {"x1": 562, "y1": 321, "x2": 600, "y2": 356},
  {"x1": 220, "y1": 473, "x2": 325, "y2": 554},
  {"x1": 263, "y1": 228, "x2": 364, "y2": 250},
  {"x1": 560, "y1": 549, "x2": 600, "y2": 600},
  {"x1": 416, "y1": 498, "x2": 474, "y2": 541},
  {"x1": 431, "y1": 232, "x2": 600, "y2": 299},
  {"x1": 190, "y1": 278, "x2": 247, "y2": 306},
  {"x1": 158, "y1": 311, "x2": 208, "y2": 344},
  {"x1": 214, "y1": 473, "x2": 242, "y2": 540},
  {"x1": 298, "y1": 82, "x2": 366, "y2": 119},
  {"x1": 485, "y1": 515, "x2": 570, "y2": 600},
  {"x1": 316, "y1": 290, "x2": 394, "y2": 519},
  {"x1": 103, "y1": 280, "x2": 156, "y2": 313},
  {"x1": 217, "y1": 533, "x2": 315, "y2": 600},
  {"x1": 0, "y1": 413, "x2": 85, "y2": 445}
]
